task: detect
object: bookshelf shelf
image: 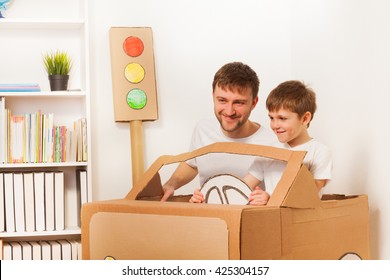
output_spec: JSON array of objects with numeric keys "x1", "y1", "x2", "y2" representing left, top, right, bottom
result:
[
  {"x1": 0, "y1": 227, "x2": 81, "y2": 239},
  {"x1": 0, "y1": 162, "x2": 88, "y2": 169},
  {"x1": 0, "y1": 91, "x2": 87, "y2": 98},
  {"x1": 0, "y1": 0, "x2": 91, "y2": 259},
  {"x1": 0, "y1": 18, "x2": 84, "y2": 29}
]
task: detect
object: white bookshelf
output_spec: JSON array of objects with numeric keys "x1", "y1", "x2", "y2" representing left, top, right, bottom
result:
[{"x1": 0, "y1": 0, "x2": 91, "y2": 251}]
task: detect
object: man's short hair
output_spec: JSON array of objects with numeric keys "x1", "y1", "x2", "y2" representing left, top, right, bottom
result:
[{"x1": 212, "y1": 62, "x2": 260, "y2": 99}]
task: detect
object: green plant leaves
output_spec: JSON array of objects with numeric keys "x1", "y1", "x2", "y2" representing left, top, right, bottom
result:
[{"x1": 43, "y1": 50, "x2": 72, "y2": 75}]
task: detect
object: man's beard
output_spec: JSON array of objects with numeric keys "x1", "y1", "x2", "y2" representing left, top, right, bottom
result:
[{"x1": 217, "y1": 116, "x2": 243, "y2": 133}]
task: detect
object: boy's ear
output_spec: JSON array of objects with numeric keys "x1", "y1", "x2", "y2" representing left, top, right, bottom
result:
[{"x1": 302, "y1": 111, "x2": 312, "y2": 126}]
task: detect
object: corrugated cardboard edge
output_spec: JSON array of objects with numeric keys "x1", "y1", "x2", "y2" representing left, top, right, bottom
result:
[{"x1": 126, "y1": 142, "x2": 313, "y2": 208}]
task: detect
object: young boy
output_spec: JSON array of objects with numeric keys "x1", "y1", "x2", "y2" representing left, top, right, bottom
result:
[
  {"x1": 189, "y1": 80, "x2": 332, "y2": 205},
  {"x1": 246, "y1": 80, "x2": 332, "y2": 205}
]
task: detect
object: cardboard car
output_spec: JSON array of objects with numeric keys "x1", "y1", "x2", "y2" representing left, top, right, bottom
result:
[{"x1": 81, "y1": 142, "x2": 370, "y2": 260}]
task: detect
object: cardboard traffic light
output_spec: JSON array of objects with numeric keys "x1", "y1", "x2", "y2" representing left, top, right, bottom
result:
[
  {"x1": 109, "y1": 27, "x2": 159, "y2": 184},
  {"x1": 109, "y1": 27, "x2": 158, "y2": 121}
]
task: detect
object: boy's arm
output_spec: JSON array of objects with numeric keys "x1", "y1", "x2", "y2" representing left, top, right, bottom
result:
[
  {"x1": 160, "y1": 162, "x2": 198, "y2": 201},
  {"x1": 243, "y1": 172, "x2": 261, "y2": 190},
  {"x1": 315, "y1": 179, "x2": 328, "y2": 192}
]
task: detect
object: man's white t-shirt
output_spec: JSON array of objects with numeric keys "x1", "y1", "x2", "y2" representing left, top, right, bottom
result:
[
  {"x1": 248, "y1": 139, "x2": 332, "y2": 195},
  {"x1": 187, "y1": 117, "x2": 277, "y2": 185}
]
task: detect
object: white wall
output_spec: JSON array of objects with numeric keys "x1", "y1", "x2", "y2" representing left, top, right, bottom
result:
[
  {"x1": 88, "y1": 0, "x2": 389, "y2": 259},
  {"x1": 88, "y1": 0, "x2": 292, "y2": 198},
  {"x1": 290, "y1": 0, "x2": 390, "y2": 260}
]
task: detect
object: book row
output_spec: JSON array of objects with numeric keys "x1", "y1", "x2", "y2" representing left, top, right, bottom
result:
[
  {"x1": 2, "y1": 239, "x2": 81, "y2": 260},
  {"x1": 0, "y1": 97, "x2": 88, "y2": 164},
  {"x1": 0, "y1": 170, "x2": 88, "y2": 234}
]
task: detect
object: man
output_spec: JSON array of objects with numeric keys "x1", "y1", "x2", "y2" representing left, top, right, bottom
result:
[{"x1": 160, "y1": 62, "x2": 276, "y2": 202}]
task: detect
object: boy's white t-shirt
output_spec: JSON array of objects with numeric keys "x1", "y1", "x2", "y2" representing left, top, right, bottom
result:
[
  {"x1": 187, "y1": 117, "x2": 277, "y2": 186},
  {"x1": 248, "y1": 139, "x2": 332, "y2": 195}
]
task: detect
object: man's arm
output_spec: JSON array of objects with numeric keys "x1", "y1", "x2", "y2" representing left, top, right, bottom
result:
[{"x1": 160, "y1": 162, "x2": 198, "y2": 201}]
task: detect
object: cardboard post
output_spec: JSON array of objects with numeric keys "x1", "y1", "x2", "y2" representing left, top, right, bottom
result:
[
  {"x1": 109, "y1": 27, "x2": 158, "y2": 185},
  {"x1": 130, "y1": 120, "x2": 144, "y2": 185}
]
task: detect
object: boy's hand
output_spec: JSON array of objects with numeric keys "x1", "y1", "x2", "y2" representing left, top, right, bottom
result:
[
  {"x1": 248, "y1": 187, "x2": 270, "y2": 206},
  {"x1": 189, "y1": 188, "x2": 204, "y2": 203}
]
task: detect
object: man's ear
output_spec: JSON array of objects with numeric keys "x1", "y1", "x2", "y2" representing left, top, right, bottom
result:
[{"x1": 251, "y1": 96, "x2": 259, "y2": 109}]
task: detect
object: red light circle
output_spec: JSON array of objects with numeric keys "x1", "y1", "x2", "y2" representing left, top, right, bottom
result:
[{"x1": 123, "y1": 36, "x2": 144, "y2": 57}]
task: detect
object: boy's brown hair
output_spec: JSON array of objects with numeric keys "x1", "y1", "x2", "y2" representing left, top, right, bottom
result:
[
  {"x1": 266, "y1": 80, "x2": 317, "y2": 123},
  {"x1": 212, "y1": 62, "x2": 260, "y2": 99}
]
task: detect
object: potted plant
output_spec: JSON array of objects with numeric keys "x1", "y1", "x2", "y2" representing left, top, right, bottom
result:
[{"x1": 43, "y1": 50, "x2": 72, "y2": 91}]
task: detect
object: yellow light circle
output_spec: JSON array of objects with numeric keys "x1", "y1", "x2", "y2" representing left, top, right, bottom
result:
[{"x1": 124, "y1": 63, "x2": 145, "y2": 84}]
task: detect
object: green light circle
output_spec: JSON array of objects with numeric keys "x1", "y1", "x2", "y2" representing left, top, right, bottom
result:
[{"x1": 127, "y1": 88, "x2": 147, "y2": 109}]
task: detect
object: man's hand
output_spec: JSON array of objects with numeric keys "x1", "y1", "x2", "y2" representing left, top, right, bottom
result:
[
  {"x1": 189, "y1": 188, "x2": 204, "y2": 203},
  {"x1": 160, "y1": 162, "x2": 198, "y2": 202},
  {"x1": 160, "y1": 184, "x2": 175, "y2": 202},
  {"x1": 248, "y1": 186, "x2": 270, "y2": 205}
]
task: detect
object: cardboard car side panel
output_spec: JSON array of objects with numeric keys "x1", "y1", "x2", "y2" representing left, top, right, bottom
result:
[{"x1": 280, "y1": 195, "x2": 370, "y2": 260}]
